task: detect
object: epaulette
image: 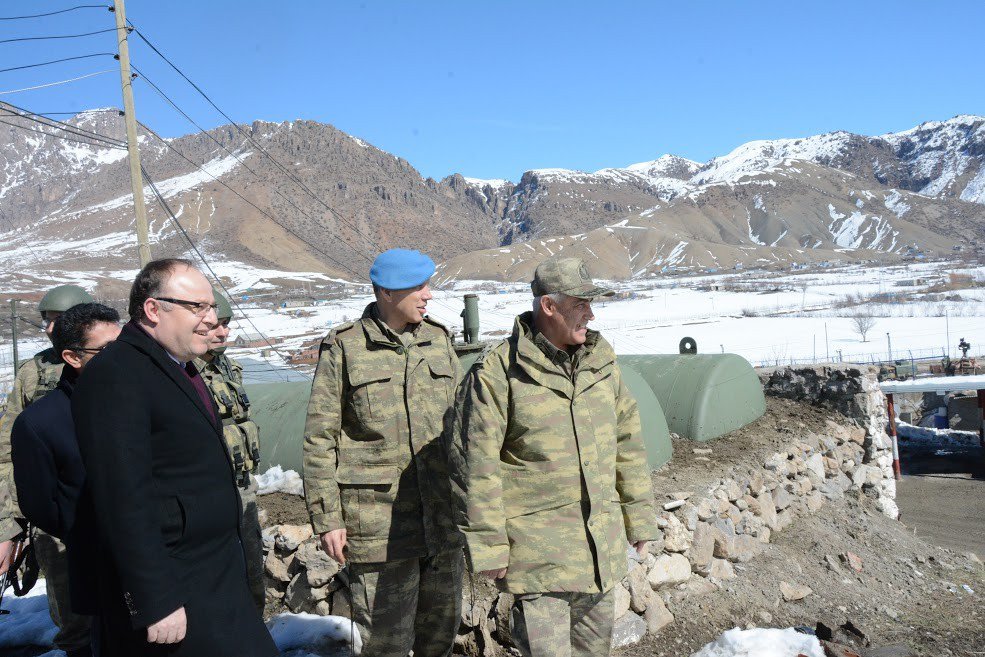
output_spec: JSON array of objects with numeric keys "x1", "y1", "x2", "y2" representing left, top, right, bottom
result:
[
  {"x1": 470, "y1": 339, "x2": 508, "y2": 370},
  {"x1": 321, "y1": 321, "x2": 356, "y2": 348},
  {"x1": 422, "y1": 315, "x2": 451, "y2": 336}
]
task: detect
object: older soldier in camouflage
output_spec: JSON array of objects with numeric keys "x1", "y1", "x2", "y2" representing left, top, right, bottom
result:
[
  {"x1": 304, "y1": 248, "x2": 464, "y2": 657},
  {"x1": 193, "y1": 289, "x2": 265, "y2": 612},
  {"x1": 449, "y1": 256, "x2": 659, "y2": 657},
  {"x1": 0, "y1": 285, "x2": 94, "y2": 657}
]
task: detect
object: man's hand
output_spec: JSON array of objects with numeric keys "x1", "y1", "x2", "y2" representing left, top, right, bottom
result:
[
  {"x1": 146, "y1": 606, "x2": 186, "y2": 644},
  {"x1": 320, "y1": 529, "x2": 347, "y2": 565},
  {"x1": 633, "y1": 540, "x2": 647, "y2": 557},
  {"x1": 480, "y1": 568, "x2": 507, "y2": 580},
  {"x1": 0, "y1": 540, "x2": 13, "y2": 575}
]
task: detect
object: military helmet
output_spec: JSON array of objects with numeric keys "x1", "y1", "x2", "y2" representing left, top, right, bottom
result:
[
  {"x1": 38, "y1": 285, "x2": 94, "y2": 315},
  {"x1": 213, "y1": 287, "x2": 232, "y2": 321}
]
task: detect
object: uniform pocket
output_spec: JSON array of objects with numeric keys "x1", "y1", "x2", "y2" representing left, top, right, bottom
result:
[
  {"x1": 336, "y1": 464, "x2": 400, "y2": 538},
  {"x1": 347, "y1": 361, "x2": 398, "y2": 424}
]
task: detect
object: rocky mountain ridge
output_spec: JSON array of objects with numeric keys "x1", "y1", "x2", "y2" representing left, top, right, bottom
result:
[{"x1": 1, "y1": 108, "x2": 983, "y2": 290}]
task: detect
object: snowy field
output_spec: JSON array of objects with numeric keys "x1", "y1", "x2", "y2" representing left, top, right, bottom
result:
[{"x1": 2, "y1": 259, "x2": 983, "y2": 393}]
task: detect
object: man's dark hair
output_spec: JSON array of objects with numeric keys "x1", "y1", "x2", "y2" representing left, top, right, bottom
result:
[
  {"x1": 128, "y1": 258, "x2": 196, "y2": 321},
  {"x1": 52, "y1": 303, "x2": 121, "y2": 360}
]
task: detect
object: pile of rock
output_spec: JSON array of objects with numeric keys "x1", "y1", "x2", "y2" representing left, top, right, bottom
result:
[{"x1": 262, "y1": 524, "x2": 350, "y2": 618}]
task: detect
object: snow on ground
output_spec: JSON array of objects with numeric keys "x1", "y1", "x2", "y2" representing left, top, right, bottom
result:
[
  {"x1": 0, "y1": 579, "x2": 58, "y2": 650},
  {"x1": 0, "y1": 579, "x2": 360, "y2": 656},
  {"x1": 267, "y1": 612, "x2": 361, "y2": 655},
  {"x1": 3, "y1": 260, "x2": 984, "y2": 391},
  {"x1": 689, "y1": 627, "x2": 824, "y2": 657},
  {"x1": 896, "y1": 422, "x2": 980, "y2": 448},
  {"x1": 257, "y1": 466, "x2": 304, "y2": 496}
]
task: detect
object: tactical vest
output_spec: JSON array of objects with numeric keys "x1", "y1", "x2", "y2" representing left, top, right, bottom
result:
[
  {"x1": 30, "y1": 350, "x2": 63, "y2": 402},
  {"x1": 201, "y1": 355, "x2": 261, "y2": 486}
]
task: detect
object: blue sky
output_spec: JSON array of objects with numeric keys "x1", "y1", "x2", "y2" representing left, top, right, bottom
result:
[{"x1": 1, "y1": 1, "x2": 983, "y2": 181}]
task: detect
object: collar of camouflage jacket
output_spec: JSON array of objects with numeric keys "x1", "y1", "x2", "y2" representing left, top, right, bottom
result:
[
  {"x1": 360, "y1": 302, "x2": 440, "y2": 349},
  {"x1": 511, "y1": 312, "x2": 611, "y2": 396}
]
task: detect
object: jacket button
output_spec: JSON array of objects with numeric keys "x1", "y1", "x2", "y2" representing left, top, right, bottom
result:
[{"x1": 396, "y1": 347, "x2": 405, "y2": 355}]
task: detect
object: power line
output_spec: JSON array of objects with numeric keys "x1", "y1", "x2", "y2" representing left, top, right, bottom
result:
[
  {"x1": 135, "y1": 120, "x2": 365, "y2": 280},
  {"x1": 132, "y1": 66, "x2": 375, "y2": 268},
  {"x1": 141, "y1": 165, "x2": 290, "y2": 382},
  {"x1": 0, "y1": 27, "x2": 119, "y2": 44},
  {"x1": 128, "y1": 24, "x2": 387, "y2": 258},
  {"x1": 0, "y1": 52, "x2": 115, "y2": 74},
  {"x1": 0, "y1": 100, "x2": 126, "y2": 147},
  {"x1": 0, "y1": 69, "x2": 116, "y2": 95},
  {"x1": 0, "y1": 5, "x2": 109, "y2": 20},
  {"x1": 0, "y1": 116, "x2": 125, "y2": 150}
]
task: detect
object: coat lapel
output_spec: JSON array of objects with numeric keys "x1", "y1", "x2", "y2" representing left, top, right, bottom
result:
[{"x1": 120, "y1": 324, "x2": 219, "y2": 431}]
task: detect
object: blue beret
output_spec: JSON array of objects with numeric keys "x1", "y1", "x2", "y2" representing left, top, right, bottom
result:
[{"x1": 369, "y1": 249, "x2": 436, "y2": 290}]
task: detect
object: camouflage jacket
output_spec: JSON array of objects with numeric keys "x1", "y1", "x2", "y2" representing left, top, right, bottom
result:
[
  {"x1": 303, "y1": 303, "x2": 463, "y2": 563},
  {"x1": 449, "y1": 312, "x2": 657, "y2": 594},
  {"x1": 0, "y1": 348, "x2": 63, "y2": 508},
  {"x1": 0, "y1": 480, "x2": 20, "y2": 543},
  {"x1": 195, "y1": 354, "x2": 261, "y2": 486}
]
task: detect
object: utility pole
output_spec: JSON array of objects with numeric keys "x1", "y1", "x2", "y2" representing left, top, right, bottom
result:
[
  {"x1": 10, "y1": 300, "x2": 18, "y2": 369},
  {"x1": 887, "y1": 332, "x2": 893, "y2": 362},
  {"x1": 112, "y1": 0, "x2": 151, "y2": 267}
]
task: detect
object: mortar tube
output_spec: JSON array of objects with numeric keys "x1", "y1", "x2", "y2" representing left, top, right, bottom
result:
[{"x1": 886, "y1": 393, "x2": 902, "y2": 481}]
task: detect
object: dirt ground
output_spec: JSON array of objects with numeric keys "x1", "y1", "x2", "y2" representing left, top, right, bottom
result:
[{"x1": 619, "y1": 397, "x2": 985, "y2": 657}]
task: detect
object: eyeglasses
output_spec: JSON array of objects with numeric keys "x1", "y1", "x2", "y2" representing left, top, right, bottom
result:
[
  {"x1": 154, "y1": 297, "x2": 218, "y2": 317},
  {"x1": 71, "y1": 345, "x2": 108, "y2": 355}
]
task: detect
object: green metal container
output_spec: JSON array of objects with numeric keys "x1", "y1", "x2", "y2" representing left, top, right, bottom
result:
[
  {"x1": 248, "y1": 381, "x2": 312, "y2": 474},
  {"x1": 617, "y1": 354, "x2": 765, "y2": 442},
  {"x1": 619, "y1": 365, "x2": 674, "y2": 468},
  {"x1": 247, "y1": 355, "x2": 677, "y2": 473}
]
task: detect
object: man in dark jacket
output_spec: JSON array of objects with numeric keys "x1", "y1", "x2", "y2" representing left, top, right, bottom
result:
[
  {"x1": 72, "y1": 258, "x2": 277, "y2": 657},
  {"x1": 11, "y1": 303, "x2": 120, "y2": 656}
]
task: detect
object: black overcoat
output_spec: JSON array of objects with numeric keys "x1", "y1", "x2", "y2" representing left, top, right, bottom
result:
[{"x1": 72, "y1": 322, "x2": 277, "y2": 657}]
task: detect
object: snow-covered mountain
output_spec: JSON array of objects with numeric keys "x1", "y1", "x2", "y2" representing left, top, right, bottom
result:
[{"x1": 1, "y1": 108, "x2": 983, "y2": 292}]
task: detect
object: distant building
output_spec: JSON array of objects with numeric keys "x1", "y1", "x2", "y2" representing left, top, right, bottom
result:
[{"x1": 233, "y1": 333, "x2": 282, "y2": 349}]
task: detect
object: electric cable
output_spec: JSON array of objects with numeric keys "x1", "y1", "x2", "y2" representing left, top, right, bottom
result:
[
  {"x1": 0, "y1": 69, "x2": 116, "y2": 95},
  {"x1": 0, "y1": 116, "x2": 125, "y2": 150},
  {"x1": 135, "y1": 120, "x2": 366, "y2": 280},
  {"x1": 0, "y1": 27, "x2": 119, "y2": 44},
  {"x1": 0, "y1": 101, "x2": 125, "y2": 147},
  {"x1": 0, "y1": 5, "x2": 109, "y2": 20},
  {"x1": 128, "y1": 24, "x2": 388, "y2": 257},
  {"x1": 132, "y1": 66, "x2": 375, "y2": 267},
  {"x1": 141, "y1": 165, "x2": 291, "y2": 382},
  {"x1": 0, "y1": 52, "x2": 116, "y2": 74}
]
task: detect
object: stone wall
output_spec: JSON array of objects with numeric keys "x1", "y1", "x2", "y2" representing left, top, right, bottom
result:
[{"x1": 263, "y1": 365, "x2": 900, "y2": 654}]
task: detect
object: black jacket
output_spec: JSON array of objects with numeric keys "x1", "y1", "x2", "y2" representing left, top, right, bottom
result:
[
  {"x1": 72, "y1": 322, "x2": 277, "y2": 657},
  {"x1": 11, "y1": 369, "x2": 84, "y2": 540}
]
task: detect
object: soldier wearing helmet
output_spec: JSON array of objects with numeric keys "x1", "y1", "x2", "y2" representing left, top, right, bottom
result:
[
  {"x1": 192, "y1": 288, "x2": 265, "y2": 612},
  {"x1": 0, "y1": 284, "x2": 95, "y2": 657}
]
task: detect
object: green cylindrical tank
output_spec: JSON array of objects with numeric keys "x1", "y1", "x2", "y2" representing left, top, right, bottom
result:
[
  {"x1": 248, "y1": 381, "x2": 312, "y2": 474},
  {"x1": 618, "y1": 354, "x2": 765, "y2": 442},
  {"x1": 619, "y1": 365, "x2": 673, "y2": 469},
  {"x1": 248, "y1": 356, "x2": 678, "y2": 473}
]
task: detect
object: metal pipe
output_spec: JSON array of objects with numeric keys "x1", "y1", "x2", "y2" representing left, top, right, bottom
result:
[
  {"x1": 462, "y1": 294, "x2": 479, "y2": 344},
  {"x1": 978, "y1": 390, "x2": 985, "y2": 449},
  {"x1": 886, "y1": 393, "x2": 902, "y2": 480}
]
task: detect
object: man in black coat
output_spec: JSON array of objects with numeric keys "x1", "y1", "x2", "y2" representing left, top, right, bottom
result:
[
  {"x1": 72, "y1": 258, "x2": 278, "y2": 657},
  {"x1": 11, "y1": 303, "x2": 121, "y2": 654}
]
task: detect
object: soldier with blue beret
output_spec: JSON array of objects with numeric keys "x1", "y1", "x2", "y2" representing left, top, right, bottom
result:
[{"x1": 304, "y1": 248, "x2": 464, "y2": 657}]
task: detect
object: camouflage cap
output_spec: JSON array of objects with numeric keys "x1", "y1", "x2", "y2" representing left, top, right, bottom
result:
[{"x1": 531, "y1": 256, "x2": 614, "y2": 300}]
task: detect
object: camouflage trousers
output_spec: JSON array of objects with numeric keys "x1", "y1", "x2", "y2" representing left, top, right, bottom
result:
[
  {"x1": 510, "y1": 588, "x2": 615, "y2": 657},
  {"x1": 34, "y1": 531, "x2": 92, "y2": 654},
  {"x1": 348, "y1": 548, "x2": 464, "y2": 657},
  {"x1": 239, "y1": 474, "x2": 265, "y2": 613}
]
